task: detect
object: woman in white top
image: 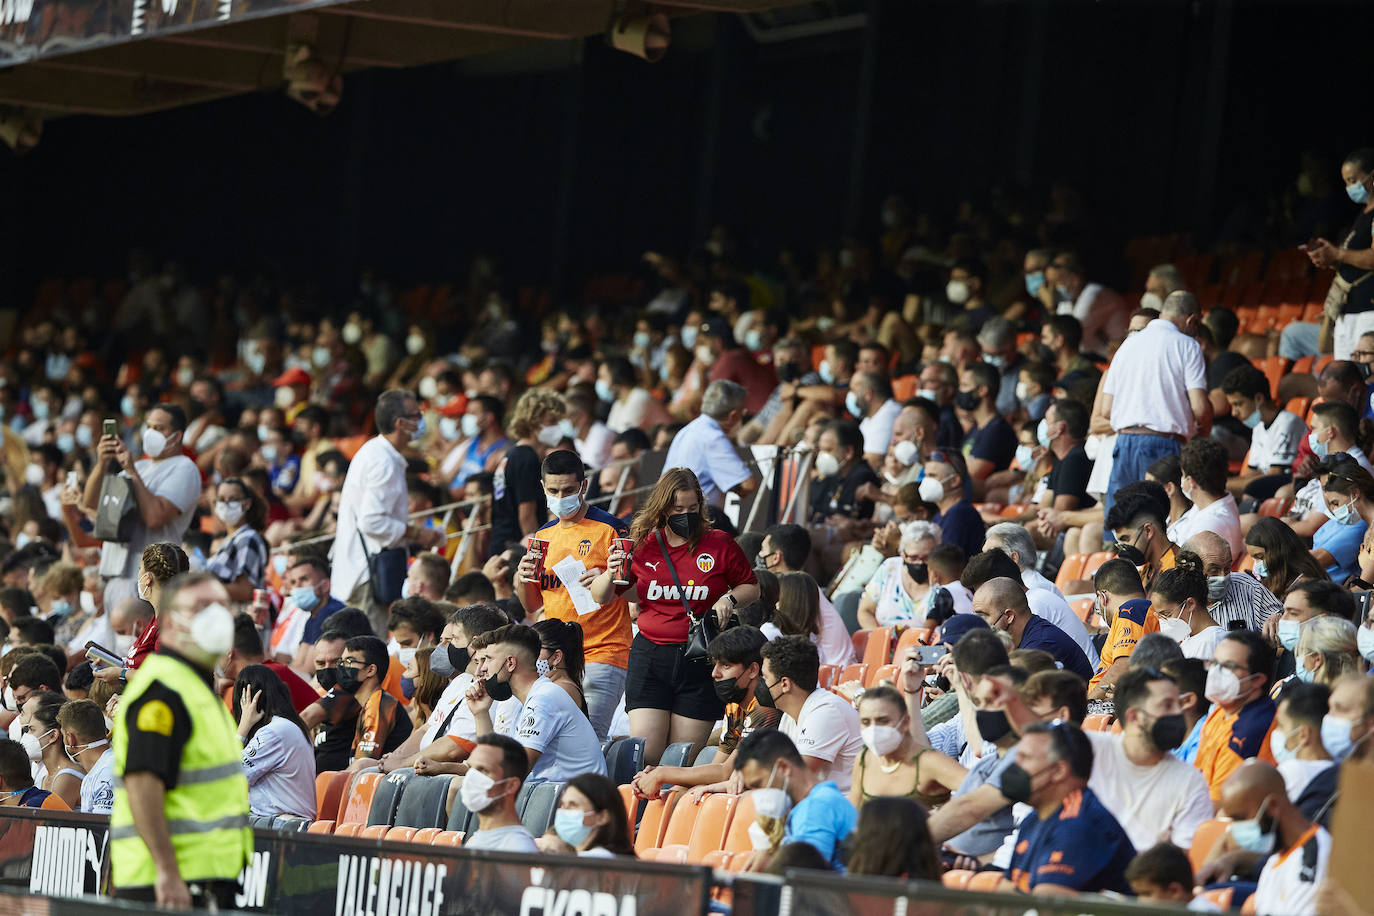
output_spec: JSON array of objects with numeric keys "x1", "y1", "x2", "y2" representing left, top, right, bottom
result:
[
  {"x1": 21, "y1": 692, "x2": 83, "y2": 809},
  {"x1": 536, "y1": 774, "x2": 637, "y2": 858},
  {"x1": 235, "y1": 664, "x2": 317, "y2": 819},
  {"x1": 856, "y1": 522, "x2": 941, "y2": 629},
  {"x1": 1148, "y1": 554, "x2": 1226, "y2": 661}
]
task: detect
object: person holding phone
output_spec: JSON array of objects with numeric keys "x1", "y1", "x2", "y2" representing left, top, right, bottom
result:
[{"x1": 82, "y1": 405, "x2": 202, "y2": 612}]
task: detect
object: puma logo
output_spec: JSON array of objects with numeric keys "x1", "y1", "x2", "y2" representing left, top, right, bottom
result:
[{"x1": 644, "y1": 561, "x2": 660, "y2": 571}]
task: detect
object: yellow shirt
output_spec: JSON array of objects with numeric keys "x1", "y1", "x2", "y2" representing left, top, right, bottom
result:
[{"x1": 535, "y1": 507, "x2": 632, "y2": 668}]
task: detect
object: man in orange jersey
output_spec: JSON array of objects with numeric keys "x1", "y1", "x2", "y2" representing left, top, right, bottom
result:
[
  {"x1": 1088, "y1": 559, "x2": 1160, "y2": 704},
  {"x1": 1195, "y1": 631, "x2": 1277, "y2": 801},
  {"x1": 515, "y1": 449, "x2": 631, "y2": 739}
]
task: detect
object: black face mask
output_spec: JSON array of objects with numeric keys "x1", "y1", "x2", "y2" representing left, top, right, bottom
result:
[
  {"x1": 667, "y1": 512, "x2": 702, "y2": 538},
  {"x1": 1147, "y1": 713, "x2": 1187, "y2": 751},
  {"x1": 449, "y1": 644, "x2": 471, "y2": 673},
  {"x1": 1113, "y1": 542, "x2": 1147, "y2": 567},
  {"x1": 335, "y1": 664, "x2": 364, "y2": 694},
  {"x1": 316, "y1": 667, "x2": 338, "y2": 691},
  {"x1": 953, "y1": 390, "x2": 981, "y2": 412},
  {"x1": 777, "y1": 362, "x2": 802, "y2": 384},
  {"x1": 754, "y1": 678, "x2": 777, "y2": 709},
  {"x1": 713, "y1": 675, "x2": 748, "y2": 705},
  {"x1": 975, "y1": 708, "x2": 1012, "y2": 744},
  {"x1": 905, "y1": 562, "x2": 929, "y2": 585},
  {"x1": 485, "y1": 666, "x2": 515, "y2": 702},
  {"x1": 1000, "y1": 763, "x2": 1037, "y2": 804}
]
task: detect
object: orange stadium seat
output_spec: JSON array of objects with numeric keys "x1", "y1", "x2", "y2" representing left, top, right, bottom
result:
[
  {"x1": 999, "y1": 504, "x2": 1028, "y2": 518},
  {"x1": 1199, "y1": 887, "x2": 1234, "y2": 911},
  {"x1": 721, "y1": 793, "x2": 758, "y2": 853},
  {"x1": 653, "y1": 846, "x2": 689, "y2": 865},
  {"x1": 1082, "y1": 551, "x2": 1113, "y2": 579},
  {"x1": 634, "y1": 790, "x2": 682, "y2": 854},
  {"x1": 434, "y1": 831, "x2": 466, "y2": 847},
  {"x1": 659, "y1": 791, "x2": 701, "y2": 849},
  {"x1": 339, "y1": 772, "x2": 382, "y2": 826},
  {"x1": 618, "y1": 784, "x2": 638, "y2": 837},
  {"x1": 701, "y1": 850, "x2": 731, "y2": 870},
  {"x1": 1189, "y1": 819, "x2": 1231, "y2": 872},
  {"x1": 307, "y1": 820, "x2": 335, "y2": 835},
  {"x1": 967, "y1": 871, "x2": 1005, "y2": 892},
  {"x1": 1055, "y1": 554, "x2": 1088, "y2": 590},
  {"x1": 1082, "y1": 714, "x2": 1114, "y2": 732},
  {"x1": 942, "y1": 869, "x2": 975, "y2": 889},
  {"x1": 334, "y1": 823, "x2": 363, "y2": 838},
  {"x1": 1291, "y1": 355, "x2": 1314, "y2": 374},
  {"x1": 817, "y1": 664, "x2": 839, "y2": 689},
  {"x1": 866, "y1": 664, "x2": 898, "y2": 687},
  {"x1": 1258, "y1": 497, "x2": 1291, "y2": 518},
  {"x1": 385, "y1": 826, "x2": 417, "y2": 844},
  {"x1": 685, "y1": 794, "x2": 739, "y2": 863},
  {"x1": 838, "y1": 664, "x2": 868, "y2": 686},
  {"x1": 850, "y1": 630, "x2": 869, "y2": 661},
  {"x1": 862, "y1": 627, "x2": 893, "y2": 668},
  {"x1": 411, "y1": 827, "x2": 444, "y2": 845},
  {"x1": 894, "y1": 627, "x2": 933, "y2": 658},
  {"x1": 319, "y1": 770, "x2": 351, "y2": 820},
  {"x1": 1072, "y1": 597, "x2": 1096, "y2": 624},
  {"x1": 359, "y1": 824, "x2": 390, "y2": 840},
  {"x1": 892, "y1": 375, "x2": 918, "y2": 401}
]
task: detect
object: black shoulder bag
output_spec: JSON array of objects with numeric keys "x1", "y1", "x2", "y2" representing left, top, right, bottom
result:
[{"x1": 655, "y1": 529, "x2": 719, "y2": 664}]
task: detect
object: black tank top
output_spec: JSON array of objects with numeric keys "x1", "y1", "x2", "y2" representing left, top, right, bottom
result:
[{"x1": 1338, "y1": 206, "x2": 1374, "y2": 314}]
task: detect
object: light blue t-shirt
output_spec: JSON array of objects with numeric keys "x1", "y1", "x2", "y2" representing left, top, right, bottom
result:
[
  {"x1": 1312, "y1": 517, "x2": 1367, "y2": 582},
  {"x1": 784, "y1": 781, "x2": 857, "y2": 869},
  {"x1": 947, "y1": 747, "x2": 1019, "y2": 857}
]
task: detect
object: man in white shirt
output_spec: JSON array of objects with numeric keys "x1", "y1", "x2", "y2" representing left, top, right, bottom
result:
[
  {"x1": 1222, "y1": 365, "x2": 1307, "y2": 501},
  {"x1": 461, "y1": 734, "x2": 539, "y2": 852},
  {"x1": 849, "y1": 372, "x2": 903, "y2": 467},
  {"x1": 1218, "y1": 760, "x2": 1330, "y2": 916},
  {"x1": 1100, "y1": 290, "x2": 1211, "y2": 525},
  {"x1": 82, "y1": 403, "x2": 202, "y2": 610},
  {"x1": 759, "y1": 525, "x2": 855, "y2": 667},
  {"x1": 564, "y1": 390, "x2": 615, "y2": 471},
  {"x1": 661, "y1": 380, "x2": 757, "y2": 508},
  {"x1": 1086, "y1": 668, "x2": 1212, "y2": 852},
  {"x1": 57, "y1": 700, "x2": 114, "y2": 814},
  {"x1": 1169, "y1": 438, "x2": 1245, "y2": 563},
  {"x1": 760, "y1": 636, "x2": 862, "y2": 792},
  {"x1": 1271, "y1": 683, "x2": 1334, "y2": 802},
  {"x1": 468, "y1": 624, "x2": 606, "y2": 784},
  {"x1": 330, "y1": 390, "x2": 445, "y2": 633}
]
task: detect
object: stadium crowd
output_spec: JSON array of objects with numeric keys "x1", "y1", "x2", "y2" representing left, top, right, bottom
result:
[{"x1": 2, "y1": 153, "x2": 1374, "y2": 915}]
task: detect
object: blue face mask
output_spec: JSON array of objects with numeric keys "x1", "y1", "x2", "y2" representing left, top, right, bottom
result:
[
  {"x1": 49, "y1": 598, "x2": 71, "y2": 618},
  {"x1": 1036, "y1": 418, "x2": 1052, "y2": 448},
  {"x1": 410, "y1": 416, "x2": 427, "y2": 442},
  {"x1": 1252, "y1": 559, "x2": 1269, "y2": 580},
  {"x1": 1269, "y1": 728, "x2": 1298, "y2": 766},
  {"x1": 56, "y1": 432, "x2": 75, "y2": 454},
  {"x1": 400, "y1": 676, "x2": 415, "y2": 699},
  {"x1": 1349, "y1": 181, "x2": 1369, "y2": 205},
  {"x1": 595, "y1": 379, "x2": 615, "y2": 403},
  {"x1": 75, "y1": 425, "x2": 92, "y2": 449},
  {"x1": 1229, "y1": 798, "x2": 1276, "y2": 855},
  {"x1": 1331, "y1": 500, "x2": 1358, "y2": 526},
  {"x1": 845, "y1": 391, "x2": 864, "y2": 418},
  {"x1": 1025, "y1": 271, "x2": 1045, "y2": 297},
  {"x1": 272, "y1": 555, "x2": 289, "y2": 577},
  {"x1": 1309, "y1": 429, "x2": 1329, "y2": 458},
  {"x1": 290, "y1": 585, "x2": 321, "y2": 613},
  {"x1": 120, "y1": 395, "x2": 136, "y2": 418},
  {"x1": 818, "y1": 360, "x2": 835, "y2": 385},
  {"x1": 1323, "y1": 714, "x2": 1361, "y2": 759},
  {"x1": 1278, "y1": 619, "x2": 1302, "y2": 652},
  {"x1": 553, "y1": 808, "x2": 595, "y2": 848},
  {"x1": 1241, "y1": 407, "x2": 1262, "y2": 429},
  {"x1": 1295, "y1": 656, "x2": 1319, "y2": 683},
  {"x1": 983, "y1": 353, "x2": 1004, "y2": 370},
  {"x1": 1015, "y1": 444, "x2": 1035, "y2": 470}
]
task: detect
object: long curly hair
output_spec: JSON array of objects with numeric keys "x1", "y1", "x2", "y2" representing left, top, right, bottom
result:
[
  {"x1": 628, "y1": 467, "x2": 710, "y2": 551},
  {"x1": 506, "y1": 388, "x2": 566, "y2": 441}
]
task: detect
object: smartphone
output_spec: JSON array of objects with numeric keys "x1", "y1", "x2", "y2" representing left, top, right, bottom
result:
[
  {"x1": 912, "y1": 644, "x2": 949, "y2": 666},
  {"x1": 66, "y1": 471, "x2": 79, "y2": 489},
  {"x1": 102, "y1": 419, "x2": 118, "y2": 440}
]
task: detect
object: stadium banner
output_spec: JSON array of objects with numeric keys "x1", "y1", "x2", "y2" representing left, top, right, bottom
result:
[
  {"x1": 0, "y1": 808, "x2": 710, "y2": 916},
  {"x1": 0, "y1": 0, "x2": 349, "y2": 67}
]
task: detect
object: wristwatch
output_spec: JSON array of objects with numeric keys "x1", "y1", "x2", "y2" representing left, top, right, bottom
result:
[
  {"x1": 119, "y1": 666, "x2": 127, "y2": 684},
  {"x1": 724, "y1": 592, "x2": 739, "y2": 608}
]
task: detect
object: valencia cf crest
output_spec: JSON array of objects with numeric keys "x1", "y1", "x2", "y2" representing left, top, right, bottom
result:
[
  {"x1": 576, "y1": 539, "x2": 592, "y2": 558},
  {"x1": 696, "y1": 553, "x2": 715, "y2": 573}
]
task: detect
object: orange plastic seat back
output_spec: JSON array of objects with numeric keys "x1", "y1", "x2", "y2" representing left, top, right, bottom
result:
[
  {"x1": 307, "y1": 820, "x2": 335, "y2": 835},
  {"x1": 618, "y1": 784, "x2": 639, "y2": 838},
  {"x1": 360, "y1": 824, "x2": 389, "y2": 840},
  {"x1": 334, "y1": 823, "x2": 363, "y2": 838},
  {"x1": 838, "y1": 664, "x2": 868, "y2": 685},
  {"x1": 686, "y1": 794, "x2": 739, "y2": 864},
  {"x1": 866, "y1": 664, "x2": 897, "y2": 687},
  {"x1": 340, "y1": 772, "x2": 382, "y2": 825},
  {"x1": 816, "y1": 664, "x2": 838, "y2": 688},
  {"x1": 412, "y1": 827, "x2": 443, "y2": 844},
  {"x1": 861, "y1": 627, "x2": 893, "y2": 668},
  {"x1": 894, "y1": 627, "x2": 932, "y2": 659},
  {"x1": 322, "y1": 770, "x2": 351, "y2": 820},
  {"x1": 1083, "y1": 551, "x2": 1113, "y2": 579},
  {"x1": 634, "y1": 789, "x2": 681, "y2": 854},
  {"x1": 722, "y1": 793, "x2": 758, "y2": 853},
  {"x1": 1055, "y1": 554, "x2": 1088, "y2": 590},
  {"x1": 659, "y1": 791, "x2": 700, "y2": 848},
  {"x1": 434, "y1": 831, "x2": 466, "y2": 847},
  {"x1": 655, "y1": 845, "x2": 688, "y2": 865},
  {"x1": 1188, "y1": 819, "x2": 1231, "y2": 873},
  {"x1": 385, "y1": 826, "x2": 417, "y2": 844},
  {"x1": 702, "y1": 849, "x2": 731, "y2": 869}
]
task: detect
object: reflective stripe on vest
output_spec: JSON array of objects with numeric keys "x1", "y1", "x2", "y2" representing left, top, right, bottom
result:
[{"x1": 110, "y1": 652, "x2": 252, "y2": 889}]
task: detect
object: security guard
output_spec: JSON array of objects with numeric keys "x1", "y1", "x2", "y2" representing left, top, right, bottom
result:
[{"x1": 111, "y1": 571, "x2": 252, "y2": 910}]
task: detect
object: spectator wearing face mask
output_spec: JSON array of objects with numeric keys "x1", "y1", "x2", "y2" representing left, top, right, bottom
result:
[
  {"x1": 0, "y1": 739, "x2": 69, "y2": 810},
  {"x1": 439, "y1": 395, "x2": 508, "y2": 494},
  {"x1": 204, "y1": 478, "x2": 268, "y2": 603},
  {"x1": 56, "y1": 698, "x2": 113, "y2": 814},
  {"x1": 1222, "y1": 366, "x2": 1307, "y2": 503},
  {"x1": 20, "y1": 692, "x2": 81, "y2": 808},
  {"x1": 957, "y1": 363, "x2": 1018, "y2": 491},
  {"x1": 974, "y1": 318, "x2": 1025, "y2": 418},
  {"x1": 1088, "y1": 559, "x2": 1159, "y2": 701},
  {"x1": 83, "y1": 404, "x2": 202, "y2": 611},
  {"x1": 466, "y1": 624, "x2": 605, "y2": 783},
  {"x1": 1167, "y1": 437, "x2": 1243, "y2": 563},
  {"x1": 1000, "y1": 721, "x2": 1135, "y2": 897},
  {"x1": 538, "y1": 773, "x2": 637, "y2": 858},
  {"x1": 386, "y1": 598, "x2": 442, "y2": 699},
  {"x1": 1317, "y1": 462, "x2": 1374, "y2": 582},
  {"x1": 461, "y1": 733, "x2": 538, "y2": 852},
  {"x1": 846, "y1": 372, "x2": 902, "y2": 467},
  {"x1": 1163, "y1": 657, "x2": 1211, "y2": 766},
  {"x1": 662, "y1": 379, "x2": 758, "y2": 510},
  {"x1": 921, "y1": 451, "x2": 985, "y2": 561},
  {"x1": 970, "y1": 577, "x2": 1093, "y2": 681},
  {"x1": 1149, "y1": 555, "x2": 1227, "y2": 661},
  {"x1": 1269, "y1": 682, "x2": 1333, "y2": 802},
  {"x1": 1290, "y1": 617, "x2": 1361, "y2": 694},
  {"x1": 268, "y1": 556, "x2": 342, "y2": 671},
  {"x1": 850, "y1": 685, "x2": 966, "y2": 813},
  {"x1": 489, "y1": 388, "x2": 568, "y2": 557},
  {"x1": 1244, "y1": 519, "x2": 1331, "y2": 617},
  {"x1": 1183, "y1": 531, "x2": 1281, "y2": 632},
  {"x1": 1273, "y1": 582, "x2": 1352, "y2": 691},
  {"x1": 735, "y1": 728, "x2": 858, "y2": 872},
  {"x1": 965, "y1": 544, "x2": 1097, "y2": 669},
  {"x1": 302, "y1": 636, "x2": 412, "y2": 766},
  {"x1": 1195, "y1": 631, "x2": 1277, "y2": 802},
  {"x1": 857, "y1": 521, "x2": 948, "y2": 629}
]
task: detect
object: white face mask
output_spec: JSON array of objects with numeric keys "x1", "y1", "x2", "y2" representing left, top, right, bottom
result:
[
  {"x1": 113, "y1": 633, "x2": 136, "y2": 656},
  {"x1": 460, "y1": 768, "x2": 504, "y2": 813},
  {"x1": 406, "y1": 334, "x2": 426, "y2": 356},
  {"x1": 19, "y1": 728, "x2": 49, "y2": 762},
  {"x1": 461, "y1": 414, "x2": 481, "y2": 439},
  {"x1": 342, "y1": 323, "x2": 363, "y2": 345},
  {"x1": 860, "y1": 724, "x2": 905, "y2": 757},
  {"x1": 274, "y1": 386, "x2": 296, "y2": 410},
  {"x1": 396, "y1": 646, "x2": 418, "y2": 669},
  {"x1": 418, "y1": 376, "x2": 438, "y2": 400},
  {"x1": 918, "y1": 476, "x2": 945, "y2": 503},
  {"x1": 1205, "y1": 664, "x2": 1250, "y2": 706},
  {"x1": 946, "y1": 280, "x2": 970, "y2": 305},
  {"x1": 1159, "y1": 615, "x2": 1192, "y2": 643},
  {"x1": 546, "y1": 483, "x2": 585, "y2": 521},
  {"x1": 1140, "y1": 291, "x2": 1164, "y2": 311},
  {"x1": 23, "y1": 463, "x2": 44, "y2": 487},
  {"x1": 892, "y1": 440, "x2": 919, "y2": 467},
  {"x1": 814, "y1": 452, "x2": 840, "y2": 478},
  {"x1": 215, "y1": 501, "x2": 246, "y2": 526},
  {"x1": 142, "y1": 427, "x2": 168, "y2": 458}
]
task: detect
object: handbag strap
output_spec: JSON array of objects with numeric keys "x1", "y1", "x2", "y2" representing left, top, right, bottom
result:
[
  {"x1": 654, "y1": 529, "x2": 701, "y2": 621},
  {"x1": 356, "y1": 529, "x2": 373, "y2": 562}
]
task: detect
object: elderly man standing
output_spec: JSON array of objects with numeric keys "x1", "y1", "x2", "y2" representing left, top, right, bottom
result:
[
  {"x1": 662, "y1": 379, "x2": 758, "y2": 509},
  {"x1": 331, "y1": 390, "x2": 446, "y2": 634},
  {"x1": 1099, "y1": 290, "x2": 1212, "y2": 524},
  {"x1": 1183, "y1": 531, "x2": 1281, "y2": 632}
]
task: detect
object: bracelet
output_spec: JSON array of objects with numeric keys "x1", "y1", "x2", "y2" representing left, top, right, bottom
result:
[{"x1": 119, "y1": 666, "x2": 127, "y2": 683}]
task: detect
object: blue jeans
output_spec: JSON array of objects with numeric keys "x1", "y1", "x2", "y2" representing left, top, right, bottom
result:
[
  {"x1": 1103, "y1": 433, "x2": 1182, "y2": 532},
  {"x1": 1279, "y1": 321, "x2": 1321, "y2": 360},
  {"x1": 583, "y1": 662, "x2": 628, "y2": 741}
]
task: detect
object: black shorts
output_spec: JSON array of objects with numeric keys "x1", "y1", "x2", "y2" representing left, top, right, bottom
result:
[{"x1": 625, "y1": 633, "x2": 724, "y2": 722}]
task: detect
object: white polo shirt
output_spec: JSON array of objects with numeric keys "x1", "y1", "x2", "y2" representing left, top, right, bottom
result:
[
  {"x1": 1103, "y1": 318, "x2": 1207, "y2": 436},
  {"x1": 516, "y1": 677, "x2": 607, "y2": 783},
  {"x1": 859, "y1": 399, "x2": 903, "y2": 456},
  {"x1": 1169, "y1": 493, "x2": 1244, "y2": 562},
  {"x1": 780, "y1": 689, "x2": 863, "y2": 792}
]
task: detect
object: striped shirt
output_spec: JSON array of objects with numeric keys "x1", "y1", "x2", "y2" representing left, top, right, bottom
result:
[{"x1": 207, "y1": 525, "x2": 268, "y2": 590}]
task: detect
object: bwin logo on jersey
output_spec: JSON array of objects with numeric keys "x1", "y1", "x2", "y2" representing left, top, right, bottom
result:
[{"x1": 644, "y1": 581, "x2": 709, "y2": 602}]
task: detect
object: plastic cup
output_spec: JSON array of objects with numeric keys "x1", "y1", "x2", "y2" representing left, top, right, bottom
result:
[
  {"x1": 527, "y1": 536, "x2": 549, "y2": 583},
  {"x1": 613, "y1": 537, "x2": 634, "y2": 586}
]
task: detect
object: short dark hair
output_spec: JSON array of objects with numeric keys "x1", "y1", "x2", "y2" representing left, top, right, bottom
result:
[
  {"x1": 232, "y1": 612, "x2": 264, "y2": 658},
  {"x1": 486, "y1": 623, "x2": 542, "y2": 665},
  {"x1": 387, "y1": 598, "x2": 445, "y2": 642},
  {"x1": 1179, "y1": 436, "x2": 1228, "y2": 497},
  {"x1": 0, "y1": 739, "x2": 33, "y2": 790},
  {"x1": 148, "y1": 402, "x2": 187, "y2": 433},
  {"x1": 761, "y1": 635, "x2": 819, "y2": 692},
  {"x1": 1126, "y1": 843, "x2": 1195, "y2": 892},
  {"x1": 613, "y1": 428, "x2": 651, "y2": 455},
  {"x1": 1114, "y1": 667, "x2": 1174, "y2": 717},
  {"x1": 0, "y1": 588, "x2": 33, "y2": 620},
  {"x1": 295, "y1": 405, "x2": 329, "y2": 429},
  {"x1": 708, "y1": 626, "x2": 768, "y2": 667},
  {"x1": 452, "y1": 603, "x2": 510, "y2": 641},
  {"x1": 342, "y1": 636, "x2": 390, "y2": 683},
  {"x1": 1094, "y1": 558, "x2": 1143, "y2": 596},
  {"x1": 1278, "y1": 681, "x2": 1329, "y2": 729},
  {"x1": 1049, "y1": 398, "x2": 1089, "y2": 440},
  {"x1": 1162, "y1": 658, "x2": 1209, "y2": 717},
  {"x1": 927, "y1": 544, "x2": 966, "y2": 580},
  {"x1": 733, "y1": 728, "x2": 803, "y2": 771},
  {"x1": 470, "y1": 395, "x2": 506, "y2": 427},
  {"x1": 1150, "y1": 555, "x2": 1208, "y2": 608},
  {"x1": 824, "y1": 420, "x2": 864, "y2": 461},
  {"x1": 1289, "y1": 579, "x2": 1356, "y2": 621},
  {"x1": 1312, "y1": 401, "x2": 1359, "y2": 443},
  {"x1": 1046, "y1": 315, "x2": 1083, "y2": 351},
  {"x1": 1204, "y1": 307, "x2": 1240, "y2": 350},
  {"x1": 966, "y1": 362, "x2": 999, "y2": 398},
  {"x1": 8, "y1": 654, "x2": 60, "y2": 692},
  {"x1": 1221, "y1": 364, "x2": 1270, "y2": 401},
  {"x1": 1022, "y1": 670, "x2": 1088, "y2": 725},
  {"x1": 951, "y1": 629, "x2": 1009, "y2": 678},
  {"x1": 1221, "y1": 630, "x2": 1276, "y2": 691},
  {"x1": 763, "y1": 524, "x2": 811, "y2": 571},
  {"x1": 287, "y1": 556, "x2": 330, "y2": 580},
  {"x1": 1023, "y1": 720, "x2": 1093, "y2": 780},
  {"x1": 447, "y1": 571, "x2": 496, "y2": 603},
  {"x1": 1104, "y1": 481, "x2": 1170, "y2": 534},
  {"x1": 10, "y1": 616, "x2": 53, "y2": 647},
  {"x1": 319, "y1": 607, "x2": 373, "y2": 640},
  {"x1": 960, "y1": 550, "x2": 1022, "y2": 593},
  {"x1": 56, "y1": 698, "x2": 106, "y2": 742},
  {"x1": 1132, "y1": 633, "x2": 1186, "y2": 672},
  {"x1": 476, "y1": 732, "x2": 530, "y2": 784},
  {"x1": 541, "y1": 449, "x2": 585, "y2": 482}
]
